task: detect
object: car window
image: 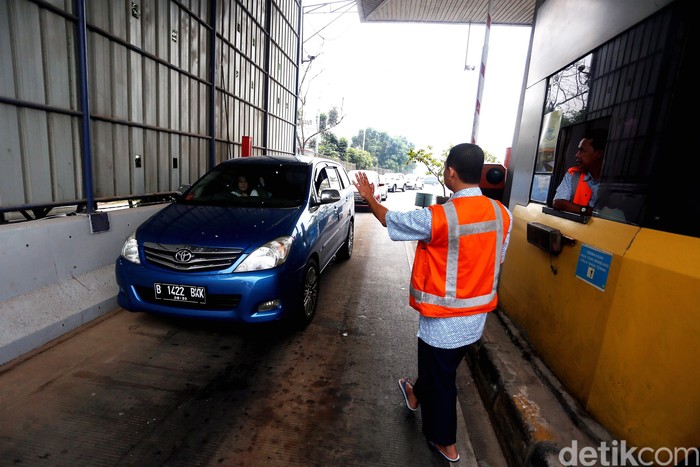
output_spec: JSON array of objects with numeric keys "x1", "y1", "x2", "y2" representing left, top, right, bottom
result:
[
  {"x1": 315, "y1": 166, "x2": 342, "y2": 195},
  {"x1": 182, "y1": 163, "x2": 308, "y2": 207},
  {"x1": 337, "y1": 166, "x2": 351, "y2": 189},
  {"x1": 326, "y1": 167, "x2": 341, "y2": 190},
  {"x1": 315, "y1": 168, "x2": 330, "y2": 193}
]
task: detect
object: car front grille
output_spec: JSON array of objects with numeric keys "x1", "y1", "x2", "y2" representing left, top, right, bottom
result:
[
  {"x1": 143, "y1": 242, "x2": 242, "y2": 272},
  {"x1": 135, "y1": 286, "x2": 241, "y2": 310}
]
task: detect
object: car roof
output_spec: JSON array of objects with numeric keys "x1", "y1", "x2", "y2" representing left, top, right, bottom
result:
[
  {"x1": 216, "y1": 154, "x2": 339, "y2": 168},
  {"x1": 348, "y1": 169, "x2": 378, "y2": 174}
]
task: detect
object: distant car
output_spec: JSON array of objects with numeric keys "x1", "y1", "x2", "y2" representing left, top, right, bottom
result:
[
  {"x1": 404, "y1": 176, "x2": 415, "y2": 190},
  {"x1": 423, "y1": 175, "x2": 440, "y2": 185},
  {"x1": 348, "y1": 170, "x2": 383, "y2": 205},
  {"x1": 384, "y1": 173, "x2": 407, "y2": 192},
  {"x1": 405, "y1": 174, "x2": 424, "y2": 190},
  {"x1": 377, "y1": 174, "x2": 389, "y2": 200},
  {"x1": 115, "y1": 155, "x2": 355, "y2": 328}
]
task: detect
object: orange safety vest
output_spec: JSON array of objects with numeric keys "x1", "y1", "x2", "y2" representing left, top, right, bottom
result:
[
  {"x1": 568, "y1": 167, "x2": 593, "y2": 206},
  {"x1": 409, "y1": 196, "x2": 510, "y2": 318}
]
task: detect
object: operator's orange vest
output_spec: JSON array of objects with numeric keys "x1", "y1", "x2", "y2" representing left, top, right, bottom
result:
[
  {"x1": 409, "y1": 196, "x2": 510, "y2": 318},
  {"x1": 568, "y1": 167, "x2": 593, "y2": 206}
]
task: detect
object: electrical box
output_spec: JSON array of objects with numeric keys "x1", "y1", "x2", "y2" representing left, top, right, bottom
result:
[
  {"x1": 89, "y1": 212, "x2": 110, "y2": 234},
  {"x1": 527, "y1": 222, "x2": 562, "y2": 255}
]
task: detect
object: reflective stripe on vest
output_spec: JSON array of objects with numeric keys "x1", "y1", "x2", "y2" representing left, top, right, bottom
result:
[{"x1": 410, "y1": 198, "x2": 504, "y2": 310}]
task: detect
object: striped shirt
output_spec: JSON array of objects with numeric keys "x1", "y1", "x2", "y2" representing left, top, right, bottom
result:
[{"x1": 385, "y1": 187, "x2": 512, "y2": 349}]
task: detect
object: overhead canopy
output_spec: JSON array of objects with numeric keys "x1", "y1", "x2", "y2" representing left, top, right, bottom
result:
[{"x1": 355, "y1": 0, "x2": 535, "y2": 26}]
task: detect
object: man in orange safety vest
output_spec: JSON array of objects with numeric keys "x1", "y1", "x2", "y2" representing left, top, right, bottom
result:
[
  {"x1": 353, "y1": 143, "x2": 512, "y2": 463},
  {"x1": 553, "y1": 129, "x2": 607, "y2": 216}
]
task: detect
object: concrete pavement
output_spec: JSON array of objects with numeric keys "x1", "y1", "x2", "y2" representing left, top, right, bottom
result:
[{"x1": 0, "y1": 193, "x2": 613, "y2": 466}]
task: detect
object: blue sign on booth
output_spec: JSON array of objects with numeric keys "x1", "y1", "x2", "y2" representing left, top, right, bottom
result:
[{"x1": 575, "y1": 244, "x2": 613, "y2": 291}]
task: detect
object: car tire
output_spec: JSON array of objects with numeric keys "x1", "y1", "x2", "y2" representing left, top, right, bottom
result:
[
  {"x1": 290, "y1": 258, "x2": 320, "y2": 328},
  {"x1": 336, "y1": 221, "x2": 354, "y2": 261}
]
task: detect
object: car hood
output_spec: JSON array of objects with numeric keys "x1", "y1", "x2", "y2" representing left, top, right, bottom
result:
[{"x1": 137, "y1": 202, "x2": 301, "y2": 250}]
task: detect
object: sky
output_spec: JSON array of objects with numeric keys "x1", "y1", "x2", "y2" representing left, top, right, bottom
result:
[{"x1": 301, "y1": 5, "x2": 531, "y2": 163}]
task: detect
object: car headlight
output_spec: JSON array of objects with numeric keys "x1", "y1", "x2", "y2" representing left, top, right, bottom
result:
[
  {"x1": 120, "y1": 232, "x2": 141, "y2": 264},
  {"x1": 235, "y1": 236, "x2": 293, "y2": 272}
]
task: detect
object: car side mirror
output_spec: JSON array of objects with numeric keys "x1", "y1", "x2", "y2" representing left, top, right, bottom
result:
[
  {"x1": 319, "y1": 188, "x2": 341, "y2": 204},
  {"x1": 171, "y1": 184, "x2": 191, "y2": 202}
]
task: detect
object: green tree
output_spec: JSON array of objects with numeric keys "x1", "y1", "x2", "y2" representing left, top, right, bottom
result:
[
  {"x1": 406, "y1": 146, "x2": 449, "y2": 197},
  {"x1": 351, "y1": 128, "x2": 411, "y2": 172},
  {"x1": 318, "y1": 133, "x2": 349, "y2": 161},
  {"x1": 295, "y1": 53, "x2": 346, "y2": 153},
  {"x1": 484, "y1": 149, "x2": 498, "y2": 163},
  {"x1": 346, "y1": 147, "x2": 376, "y2": 169}
]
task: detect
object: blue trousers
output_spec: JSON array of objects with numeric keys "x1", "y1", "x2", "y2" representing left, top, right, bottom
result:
[{"x1": 412, "y1": 337, "x2": 470, "y2": 445}]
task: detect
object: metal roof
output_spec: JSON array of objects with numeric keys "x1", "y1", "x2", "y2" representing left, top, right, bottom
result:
[{"x1": 356, "y1": 0, "x2": 536, "y2": 26}]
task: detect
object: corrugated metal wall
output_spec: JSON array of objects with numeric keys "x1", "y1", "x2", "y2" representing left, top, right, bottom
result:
[
  {"x1": 1, "y1": 0, "x2": 82, "y2": 208},
  {"x1": 0, "y1": 0, "x2": 300, "y2": 213}
]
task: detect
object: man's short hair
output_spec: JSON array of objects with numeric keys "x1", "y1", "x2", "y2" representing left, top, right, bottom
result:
[
  {"x1": 446, "y1": 143, "x2": 484, "y2": 184},
  {"x1": 583, "y1": 129, "x2": 608, "y2": 151}
]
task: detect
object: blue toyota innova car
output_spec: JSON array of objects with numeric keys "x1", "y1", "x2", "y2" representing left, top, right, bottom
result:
[{"x1": 115, "y1": 155, "x2": 355, "y2": 328}]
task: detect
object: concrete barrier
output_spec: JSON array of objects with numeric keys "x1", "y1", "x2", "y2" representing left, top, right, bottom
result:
[{"x1": 0, "y1": 204, "x2": 166, "y2": 365}]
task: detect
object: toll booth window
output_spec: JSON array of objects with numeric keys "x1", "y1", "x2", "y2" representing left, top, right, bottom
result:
[
  {"x1": 546, "y1": 118, "x2": 611, "y2": 221},
  {"x1": 532, "y1": 55, "x2": 639, "y2": 224},
  {"x1": 530, "y1": 55, "x2": 591, "y2": 205},
  {"x1": 531, "y1": 50, "x2": 646, "y2": 225},
  {"x1": 530, "y1": 110, "x2": 564, "y2": 203},
  {"x1": 528, "y1": 1, "x2": 698, "y2": 237}
]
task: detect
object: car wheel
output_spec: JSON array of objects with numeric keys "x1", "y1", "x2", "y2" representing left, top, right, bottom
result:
[
  {"x1": 336, "y1": 221, "x2": 354, "y2": 261},
  {"x1": 291, "y1": 258, "x2": 319, "y2": 328},
  {"x1": 401, "y1": 184, "x2": 406, "y2": 192}
]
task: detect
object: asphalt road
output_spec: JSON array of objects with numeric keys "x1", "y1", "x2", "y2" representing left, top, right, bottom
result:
[{"x1": 0, "y1": 188, "x2": 506, "y2": 467}]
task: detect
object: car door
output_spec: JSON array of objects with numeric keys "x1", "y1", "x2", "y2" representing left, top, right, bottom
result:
[
  {"x1": 334, "y1": 163, "x2": 355, "y2": 232},
  {"x1": 312, "y1": 164, "x2": 342, "y2": 269}
]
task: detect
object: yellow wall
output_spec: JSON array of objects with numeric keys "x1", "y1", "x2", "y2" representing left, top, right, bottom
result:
[{"x1": 499, "y1": 204, "x2": 700, "y2": 452}]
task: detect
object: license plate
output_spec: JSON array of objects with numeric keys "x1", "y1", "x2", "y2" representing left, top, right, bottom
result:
[{"x1": 154, "y1": 283, "x2": 206, "y2": 304}]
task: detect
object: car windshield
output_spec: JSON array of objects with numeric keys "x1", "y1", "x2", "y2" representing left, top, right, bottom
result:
[{"x1": 179, "y1": 163, "x2": 309, "y2": 208}]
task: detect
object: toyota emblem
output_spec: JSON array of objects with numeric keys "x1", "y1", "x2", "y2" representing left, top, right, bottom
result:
[{"x1": 174, "y1": 248, "x2": 193, "y2": 263}]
